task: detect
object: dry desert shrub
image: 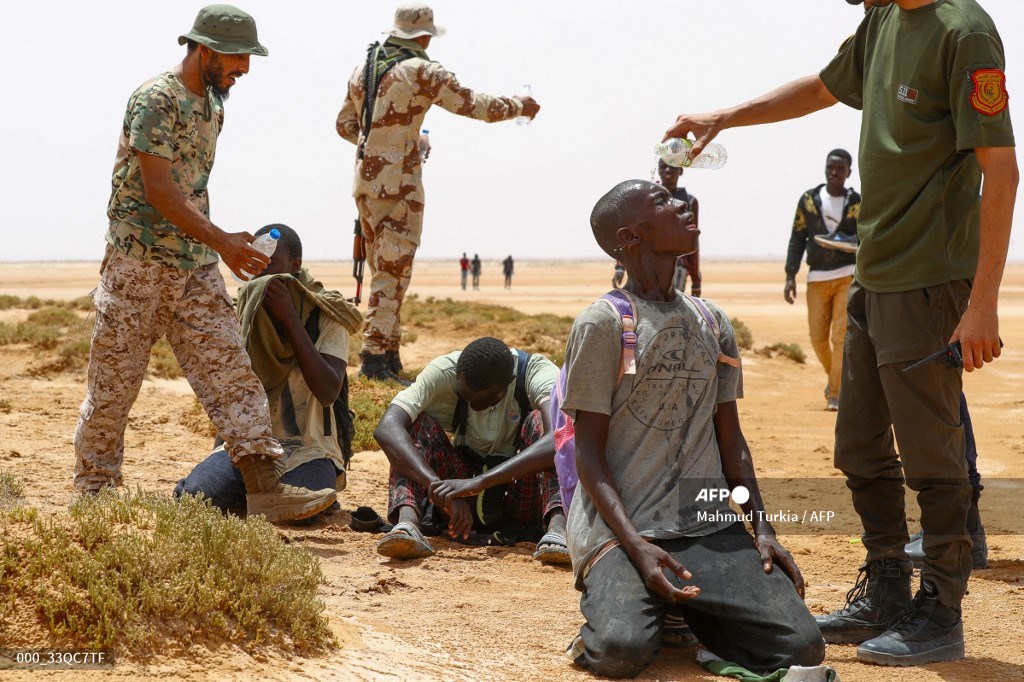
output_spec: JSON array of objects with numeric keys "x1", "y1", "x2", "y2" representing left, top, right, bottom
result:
[{"x1": 0, "y1": 486, "x2": 336, "y2": 655}]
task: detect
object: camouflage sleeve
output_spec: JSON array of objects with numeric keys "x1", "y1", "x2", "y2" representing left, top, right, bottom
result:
[
  {"x1": 126, "y1": 85, "x2": 177, "y2": 161},
  {"x1": 336, "y1": 71, "x2": 362, "y2": 145},
  {"x1": 424, "y1": 62, "x2": 524, "y2": 122}
]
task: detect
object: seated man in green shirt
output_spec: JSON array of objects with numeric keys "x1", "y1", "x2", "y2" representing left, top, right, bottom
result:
[{"x1": 373, "y1": 337, "x2": 566, "y2": 563}]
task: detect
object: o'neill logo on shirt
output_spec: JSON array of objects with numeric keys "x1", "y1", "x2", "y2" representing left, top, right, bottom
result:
[{"x1": 897, "y1": 84, "x2": 919, "y2": 105}]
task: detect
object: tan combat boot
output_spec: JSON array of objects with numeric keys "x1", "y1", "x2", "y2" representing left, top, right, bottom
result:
[{"x1": 236, "y1": 455, "x2": 336, "y2": 523}]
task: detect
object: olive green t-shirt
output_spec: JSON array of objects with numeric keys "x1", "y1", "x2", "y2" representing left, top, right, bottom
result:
[
  {"x1": 820, "y1": 0, "x2": 1014, "y2": 293},
  {"x1": 106, "y1": 72, "x2": 224, "y2": 270}
]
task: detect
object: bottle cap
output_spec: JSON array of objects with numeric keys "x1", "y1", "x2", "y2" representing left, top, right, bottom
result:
[
  {"x1": 269, "y1": 228, "x2": 281, "y2": 239},
  {"x1": 422, "y1": 129, "x2": 429, "y2": 134}
]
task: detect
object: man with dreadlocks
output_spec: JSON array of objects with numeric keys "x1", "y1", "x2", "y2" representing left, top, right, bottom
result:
[
  {"x1": 372, "y1": 337, "x2": 566, "y2": 564},
  {"x1": 336, "y1": 4, "x2": 540, "y2": 383}
]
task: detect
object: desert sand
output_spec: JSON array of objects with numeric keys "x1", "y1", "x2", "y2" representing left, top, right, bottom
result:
[{"x1": 1, "y1": 259, "x2": 1022, "y2": 681}]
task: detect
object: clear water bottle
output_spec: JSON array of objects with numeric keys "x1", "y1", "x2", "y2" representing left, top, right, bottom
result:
[
  {"x1": 233, "y1": 228, "x2": 280, "y2": 282},
  {"x1": 654, "y1": 137, "x2": 728, "y2": 170},
  {"x1": 419, "y1": 129, "x2": 430, "y2": 161},
  {"x1": 515, "y1": 84, "x2": 533, "y2": 127}
]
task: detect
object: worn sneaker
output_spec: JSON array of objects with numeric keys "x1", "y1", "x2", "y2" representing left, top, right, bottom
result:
[
  {"x1": 566, "y1": 634, "x2": 586, "y2": 666},
  {"x1": 816, "y1": 558, "x2": 912, "y2": 644},
  {"x1": 814, "y1": 231, "x2": 859, "y2": 254},
  {"x1": 856, "y1": 579, "x2": 964, "y2": 666},
  {"x1": 826, "y1": 397, "x2": 840, "y2": 412}
]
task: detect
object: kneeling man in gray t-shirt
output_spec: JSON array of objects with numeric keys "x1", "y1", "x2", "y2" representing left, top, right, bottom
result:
[{"x1": 561, "y1": 180, "x2": 825, "y2": 678}]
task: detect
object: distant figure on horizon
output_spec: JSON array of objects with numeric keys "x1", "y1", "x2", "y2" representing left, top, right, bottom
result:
[
  {"x1": 471, "y1": 253, "x2": 482, "y2": 290},
  {"x1": 335, "y1": 2, "x2": 540, "y2": 383},
  {"x1": 611, "y1": 260, "x2": 625, "y2": 289},
  {"x1": 784, "y1": 149, "x2": 859, "y2": 412},
  {"x1": 459, "y1": 252, "x2": 470, "y2": 290},
  {"x1": 658, "y1": 159, "x2": 701, "y2": 297},
  {"x1": 503, "y1": 255, "x2": 514, "y2": 290}
]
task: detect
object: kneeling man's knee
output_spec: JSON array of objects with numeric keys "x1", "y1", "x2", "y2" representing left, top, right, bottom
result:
[{"x1": 585, "y1": 626, "x2": 658, "y2": 679}]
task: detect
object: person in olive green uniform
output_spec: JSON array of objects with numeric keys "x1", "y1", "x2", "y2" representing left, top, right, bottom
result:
[
  {"x1": 335, "y1": 3, "x2": 540, "y2": 383},
  {"x1": 664, "y1": 0, "x2": 1016, "y2": 667},
  {"x1": 74, "y1": 6, "x2": 337, "y2": 523}
]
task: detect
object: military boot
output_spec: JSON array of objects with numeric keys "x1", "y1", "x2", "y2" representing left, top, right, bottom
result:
[
  {"x1": 385, "y1": 349, "x2": 404, "y2": 374},
  {"x1": 905, "y1": 492, "x2": 988, "y2": 570},
  {"x1": 236, "y1": 454, "x2": 337, "y2": 523},
  {"x1": 815, "y1": 558, "x2": 913, "y2": 644},
  {"x1": 856, "y1": 579, "x2": 964, "y2": 666},
  {"x1": 359, "y1": 351, "x2": 411, "y2": 386}
]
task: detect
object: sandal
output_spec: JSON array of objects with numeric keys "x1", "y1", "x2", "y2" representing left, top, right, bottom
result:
[
  {"x1": 376, "y1": 521, "x2": 435, "y2": 560},
  {"x1": 532, "y1": 531, "x2": 571, "y2": 564}
]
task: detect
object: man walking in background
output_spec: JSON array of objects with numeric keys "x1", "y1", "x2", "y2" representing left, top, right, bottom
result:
[
  {"x1": 784, "y1": 149, "x2": 860, "y2": 412},
  {"x1": 657, "y1": 160, "x2": 702, "y2": 297},
  {"x1": 471, "y1": 254, "x2": 482, "y2": 290},
  {"x1": 336, "y1": 3, "x2": 540, "y2": 383},
  {"x1": 503, "y1": 255, "x2": 514, "y2": 290},
  {"x1": 75, "y1": 6, "x2": 336, "y2": 523},
  {"x1": 664, "y1": 0, "x2": 1016, "y2": 666},
  {"x1": 460, "y1": 252, "x2": 470, "y2": 290}
]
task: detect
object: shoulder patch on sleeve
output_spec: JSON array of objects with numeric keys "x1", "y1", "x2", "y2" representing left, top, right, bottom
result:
[{"x1": 970, "y1": 68, "x2": 1009, "y2": 116}]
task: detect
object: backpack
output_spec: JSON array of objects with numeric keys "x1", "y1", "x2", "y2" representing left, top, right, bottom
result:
[
  {"x1": 551, "y1": 290, "x2": 737, "y2": 512},
  {"x1": 304, "y1": 307, "x2": 356, "y2": 469}
]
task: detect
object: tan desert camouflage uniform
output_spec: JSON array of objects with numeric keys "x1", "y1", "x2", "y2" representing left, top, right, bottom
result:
[
  {"x1": 336, "y1": 38, "x2": 523, "y2": 354},
  {"x1": 74, "y1": 74, "x2": 282, "y2": 492},
  {"x1": 107, "y1": 71, "x2": 223, "y2": 269}
]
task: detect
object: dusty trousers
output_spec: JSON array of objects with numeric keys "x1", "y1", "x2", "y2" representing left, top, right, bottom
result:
[{"x1": 74, "y1": 249, "x2": 282, "y2": 492}]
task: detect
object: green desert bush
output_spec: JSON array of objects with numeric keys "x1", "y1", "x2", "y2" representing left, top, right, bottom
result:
[
  {"x1": 730, "y1": 317, "x2": 754, "y2": 350},
  {"x1": 757, "y1": 342, "x2": 806, "y2": 364},
  {"x1": 0, "y1": 490, "x2": 335, "y2": 653}
]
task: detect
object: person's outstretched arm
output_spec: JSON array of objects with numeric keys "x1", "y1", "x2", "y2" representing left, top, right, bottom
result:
[
  {"x1": 952, "y1": 145, "x2": 1019, "y2": 371},
  {"x1": 664, "y1": 74, "x2": 838, "y2": 158},
  {"x1": 427, "y1": 63, "x2": 540, "y2": 122}
]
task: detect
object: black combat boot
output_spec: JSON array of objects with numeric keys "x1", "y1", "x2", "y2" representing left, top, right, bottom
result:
[
  {"x1": 905, "y1": 489, "x2": 987, "y2": 570},
  {"x1": 359, "y1": 351, "x2": 411, "y2": 386},
  {"x1": 815, "y1": 558, "x2": 912, "y2": 644},
  {"x1": 385, "y1": 349, "x2": 404, "y2": 374},
  {"x1": 856, "y1": 578, "x2": 964, "y2": 666}
]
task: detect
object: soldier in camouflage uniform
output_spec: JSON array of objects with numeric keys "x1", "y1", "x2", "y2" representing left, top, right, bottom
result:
[
  {"x1": 74, "y1": 5, "x2": 336, "y2": 523},
  {"x1": 336, "y1": 3, "x2": 540, "y2": 382}
]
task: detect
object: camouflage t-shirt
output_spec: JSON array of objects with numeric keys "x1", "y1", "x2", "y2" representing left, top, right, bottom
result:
[{"x1": 106, "y1": 71, "x2": 224, "y2": 270}]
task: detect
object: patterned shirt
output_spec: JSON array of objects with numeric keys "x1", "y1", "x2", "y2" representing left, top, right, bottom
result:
[
  {"x1": 336, "y1": 40, "x2": 523, "y2": 209},
  {"x1": 107, "y1": 71, "x2": 224, "y2": 270}
]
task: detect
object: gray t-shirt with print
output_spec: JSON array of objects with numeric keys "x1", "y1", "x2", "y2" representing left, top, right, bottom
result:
[{"x1": 561, "y1": 293, "x2": 743, "y2": 585}]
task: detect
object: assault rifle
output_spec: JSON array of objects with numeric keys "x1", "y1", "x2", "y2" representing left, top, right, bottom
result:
[{"x1": 351, "y1": 218, "x2": 365, "y2": 305}]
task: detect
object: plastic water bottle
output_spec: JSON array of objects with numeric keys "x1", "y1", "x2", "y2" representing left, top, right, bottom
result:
[
  {"x1": 233, "y1": 228, "x2": 280, "y2": 282},
  {"x1": 654, "y1": 137, "x2": 728, "y2": 170},
  {"x1": 419, "y1": 129, "x2": 430, "y2": 161},
  {"x1": 515, "y1": 84, "x2": 533, "y2": 126}
]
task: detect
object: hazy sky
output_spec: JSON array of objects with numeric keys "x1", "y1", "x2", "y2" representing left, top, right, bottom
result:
[{"x1": 3, "y1": 0, "x2": 1022, "y2": 264}]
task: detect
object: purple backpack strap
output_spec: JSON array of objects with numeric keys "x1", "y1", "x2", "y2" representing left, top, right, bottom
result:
[{"x1": 600, "y1": 289, "x2": 637, "y2": 377}]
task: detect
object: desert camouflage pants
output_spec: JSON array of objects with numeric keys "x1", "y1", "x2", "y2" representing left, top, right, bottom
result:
[
  {"x1": 73, "y1": 248, "x2": 283, "y2": 492},
  {"x1": 356, "y1": 195, "x2": 424, "y2": 355}
]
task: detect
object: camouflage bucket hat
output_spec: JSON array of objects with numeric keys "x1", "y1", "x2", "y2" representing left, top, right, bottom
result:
[
  {"x1": 387, "y1": 3, "x2": 446, "y2": 40},
  {"x1": 177, "y1": 4, "x2": 269, "y2": 56}
]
